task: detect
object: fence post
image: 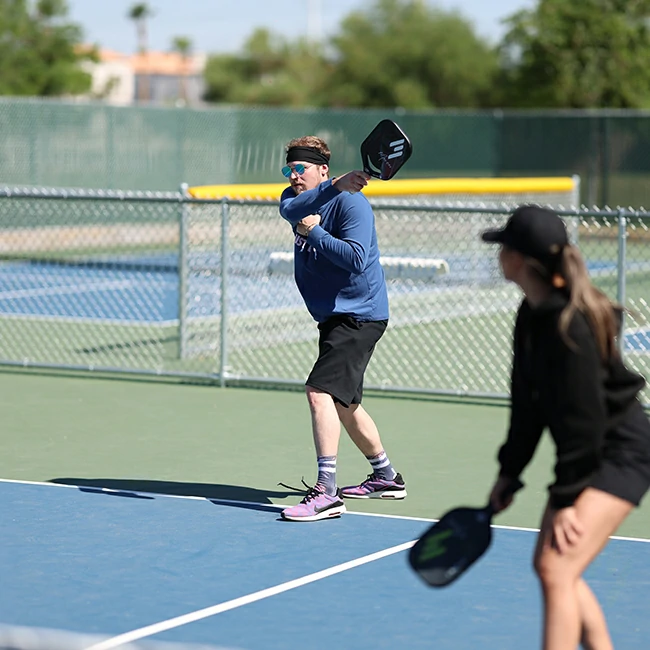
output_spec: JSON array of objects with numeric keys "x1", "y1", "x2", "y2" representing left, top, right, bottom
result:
[
  {"x1": 219, "y1": 198, "x2": 229, "y2": 387},
  {"x1": 106, "y1": 106, "x2": 116, "y2": 190},
  {"x1": 178, "y1": 183, "x2": 189, "y2": 360},
  {"x1": 492, "y1": 108, "x2": 504, "y2": 178},
  {"x1": 566, "y1": 175, "x2": 582, "y2": 247},
  {"x1": 616, "y1": 208, "x2": 627, "y2": 357}
]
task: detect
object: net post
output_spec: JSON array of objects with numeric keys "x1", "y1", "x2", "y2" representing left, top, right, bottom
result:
[
  {"x1": 219, "y1": 197, "x2": 229, "y2": 387},
  {"x1": 616, "y1": 208, "x2": 627, "y2": 357},
  {"x1": 178, "y1": 183, "x2": 189, "y2": 360}
]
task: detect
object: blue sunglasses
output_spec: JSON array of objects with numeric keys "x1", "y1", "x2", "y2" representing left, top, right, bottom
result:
[{"x1": 281, "y1": 163, "x2": 310, "y2": 178}]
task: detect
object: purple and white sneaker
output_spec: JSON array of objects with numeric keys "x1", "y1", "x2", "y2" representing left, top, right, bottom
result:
[
  {"x1": 340, "y1": 473, "x2": 407, "y2": 499},
  {"x1": 281, "y1": 486, "x2": 346, "y2": 522}
]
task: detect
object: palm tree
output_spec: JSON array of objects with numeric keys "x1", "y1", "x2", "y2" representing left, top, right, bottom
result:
[
  {"x1": 128, "y1": 3, "x2": 152, "y2": 53},
  {"x1": 128, "y1": 3, "x2": 153, "y2": 101},
  {"x1": 172, "y1": 36, "x2": 192, "y2": 105}
]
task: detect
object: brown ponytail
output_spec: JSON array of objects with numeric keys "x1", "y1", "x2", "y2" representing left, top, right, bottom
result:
[{"x1": 558, "y1": 245, "x2": 620, "y2": 361}]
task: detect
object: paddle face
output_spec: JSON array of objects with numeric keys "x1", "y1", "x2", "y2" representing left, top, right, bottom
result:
[
  {"x1": 360, "y1": 119, "x2": 412, "y2": 180},
  {"x1": 408, "y1": 479, "x2": 524, "y2": 587},
  {"x1": 409, "y1": 506, "x2": 493, "y2": 587}
]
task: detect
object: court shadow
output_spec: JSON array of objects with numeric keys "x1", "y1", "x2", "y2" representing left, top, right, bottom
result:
[{"x1": 49, "y1": 477, "x2": 302, "y2": 505}]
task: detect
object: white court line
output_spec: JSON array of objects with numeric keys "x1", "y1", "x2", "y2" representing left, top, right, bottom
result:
[
  {"x1": 82, "y1": 540, "x2": 415, "y2": 650},
  {"x1": 0, "y1": 280, "x2": 135, "y2": 300},
  {"x1": 625, "y1": 326, "x2": 650, "y2": 334},
  {"x1": 2, "y1": 478, "x2": 649, "y2": 543},
  {"x1": 0, "y1": 312, "x2": 178, "y2": 327}
]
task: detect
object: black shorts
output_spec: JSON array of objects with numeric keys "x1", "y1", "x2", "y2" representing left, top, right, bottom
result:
[
  {"x1": 306, "y1": 315, "x2": 388, "y2": 408},
  {"x1": 590, "y1": 401, "x2": 650, "y2": 507}
]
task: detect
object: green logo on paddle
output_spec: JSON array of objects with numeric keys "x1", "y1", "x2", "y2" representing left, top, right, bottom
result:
[{"x1": 419, "y1": 529, "x2": 454, "y2": 562}]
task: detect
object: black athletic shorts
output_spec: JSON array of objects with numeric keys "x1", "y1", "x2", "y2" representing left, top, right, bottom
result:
[
  {"x1": 590, "y1": 401, "x2": 650, "y2": 507},
  {"x1": 306, "y1": 315, "x2": 388, "y2": 408}
]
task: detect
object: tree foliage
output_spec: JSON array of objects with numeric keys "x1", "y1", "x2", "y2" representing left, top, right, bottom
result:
[
  {"x1": 203, "y1": 29, "x2": 330, "y2": 106},
  {"x1": 128, "y1": 2, "x2": 152, "y2": 54},
  {"x1": 201, "y1": 0, "x2": 650, "y2": 109},
  {"x1": 5, "y1": 0, "x2": 649, "y2": 109},
  {"x1": 203, "y1": 0, "x2": 497, "y2": 109},
  {"x1": 498, "y1": 0, "x2": 650, "y2": 108},
  {"x1": 0, "y1": 0, "x2": 94, "y2": 96},
  {"x1": 172, "y1": 36, "x2": 193, "y2": 104},
  {"x1": 323, "y1": 0, "x2": 498, "y2": 108},
  {"x1": 172, "y1": 36, "x2": 192, "y2": 57}
]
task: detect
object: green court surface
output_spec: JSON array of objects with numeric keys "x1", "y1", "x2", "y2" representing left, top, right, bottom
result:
[{"x1": 1, "y1": 369, "x2": 649, "y2": 540}]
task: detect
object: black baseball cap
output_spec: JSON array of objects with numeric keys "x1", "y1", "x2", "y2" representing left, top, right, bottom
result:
[{"x1": 481, "y1": 205, "x2": 568, "y2": 270}]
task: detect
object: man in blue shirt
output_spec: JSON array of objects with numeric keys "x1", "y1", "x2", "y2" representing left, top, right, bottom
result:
[{"x1": 279, "y1": 135, "x2": 406, "y2": 522}]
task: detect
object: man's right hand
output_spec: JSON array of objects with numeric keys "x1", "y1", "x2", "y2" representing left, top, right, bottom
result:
[{"x1": 332, "y1": 170, "x2": 370, "y2": 193}]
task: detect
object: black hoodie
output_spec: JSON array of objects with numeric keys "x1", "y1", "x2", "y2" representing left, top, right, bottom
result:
[{"x1": 498, "y1": 290, "x2": 648, "y2": 508}]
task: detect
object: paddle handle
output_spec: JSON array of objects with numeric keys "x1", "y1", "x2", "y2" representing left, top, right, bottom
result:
[{"x1": 486, "y1": 478, "x2": 525, "y2": 517}]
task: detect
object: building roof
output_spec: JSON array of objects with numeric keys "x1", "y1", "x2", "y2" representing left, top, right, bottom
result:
[{"x1": 87, "y1": 47, "x2": 206, "y2": 75}]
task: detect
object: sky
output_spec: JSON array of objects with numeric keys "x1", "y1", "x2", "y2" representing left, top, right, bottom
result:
[{"x1": 66, "y1": 0, "x2": 536, "y2": 55}]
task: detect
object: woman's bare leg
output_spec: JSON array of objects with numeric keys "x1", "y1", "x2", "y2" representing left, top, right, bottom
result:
[
  {"x1": 576, "y1": 579, "x2": 612, "y2": 650},
  {"x1": 533, "y1": 489, "x2": 632, "y2": 650}
]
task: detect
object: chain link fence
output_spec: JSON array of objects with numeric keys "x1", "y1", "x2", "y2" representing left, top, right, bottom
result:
[{"x1": 1, "y1": 187, "x2": 648, "y2": 404}]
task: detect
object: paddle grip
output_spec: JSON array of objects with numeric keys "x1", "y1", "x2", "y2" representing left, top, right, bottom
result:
[{"x1": 487, "y1": 477, "x2": 525, "y2": 516}]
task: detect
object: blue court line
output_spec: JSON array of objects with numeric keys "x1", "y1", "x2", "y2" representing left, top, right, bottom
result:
[{"x1": 2, "y1": 479, "x2": 649, "y2": 650}]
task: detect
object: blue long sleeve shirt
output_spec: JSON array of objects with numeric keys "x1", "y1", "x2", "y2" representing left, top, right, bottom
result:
[{"x1": 279, "y1": 179, "x2": 389, "y2": 323}]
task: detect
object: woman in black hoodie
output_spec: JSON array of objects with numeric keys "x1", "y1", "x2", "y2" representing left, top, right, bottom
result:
[{"x1": 482, "y1": 205, "x2": 650, "y2": 650}]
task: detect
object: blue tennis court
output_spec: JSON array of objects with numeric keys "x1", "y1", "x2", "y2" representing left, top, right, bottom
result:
[
  {"x1": 2, "y1": 256, "x2": 649, "y2": 355},
  {"x1": 0, "y1": 255, "x2": 300, "y2": 323},
  {"x1": 625, "y1": 329, "x2": 650, "y2": 352},
  {"x1": 2, "y1": 479, "x2": 649, "y2": 650},
  {"x1": 0, "y1": 252, "x2": 455, "y2": 324}
]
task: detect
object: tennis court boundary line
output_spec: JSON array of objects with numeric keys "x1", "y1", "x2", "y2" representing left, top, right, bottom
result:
[
  {"x1": 2, "y1": 477, "x2": 649, "y2": 543},
  {"x1": 82, "y1": 540, "x2": 415, "y2": 650},
  {"x1": 0, "y1": 311, "x2": 178, "y2": 327}
]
